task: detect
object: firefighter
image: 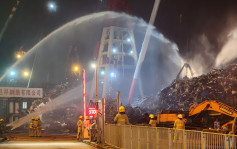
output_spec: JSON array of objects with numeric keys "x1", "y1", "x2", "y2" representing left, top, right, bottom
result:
[
  {"x1": 214, "y1": 119, "x2": 220, "y2": 130},
  {"x1": 90, "y1": 119, "x2": 97, "y2": 142},
  {"x1": 36, "y1": 116, "x2": 42, "y2": 137},
  {"x1": 77, "y1": 116, "x2": 84, "y2": 141},
  {"x1": 0, "y1": 118, "x2": 7, "y2": 141},
  {"x1": 84, "y1": 116, "x2": 90, "y2": 139},
  {"x1": 0, "y1": 119, "x2": 5, "y2": 138},
  {"x1": 33, "y1": 116, "x2": 38, "y2": 137},
  {"x1": 174, "y1": 114, "x2": 185, "y2": 129},
  {"x1": 114, "y1": 106, "x2": 130, "y2": 125},
  {"x1": 29, "y1": 117, "x2": 34, "y2": 137},
  {"x1": 173, "y1": 114, "x2": 185, "y2": 143},
  {"x1": 149, "y1": 114, "x2": 157, "y2": 127}
]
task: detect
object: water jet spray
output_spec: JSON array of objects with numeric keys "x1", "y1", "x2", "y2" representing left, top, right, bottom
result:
[{"x1": 128, "y1": 0, "x2": 160, "y2": 104}]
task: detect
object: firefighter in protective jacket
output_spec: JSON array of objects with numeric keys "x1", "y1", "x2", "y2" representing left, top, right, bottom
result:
[
  {"x1": 149, "y1": 114, "x2": 157, "y2": 127},
  {"x1": 77, "y1": 116, "x2": 84, "y2": 140},
  {"x1": 114, "y1": 106, "x2": 130, "y2": 125},
  {"x1": 173, "y1": 114, "x2": 185, "y2": 129},
  {"x1": 36, "y1": 116, "x2": 42, "y2": 137},
  {"x1": 29, "y1": 117, "x2": 34, "y2": 137},
  {"x1": 33, "y1": 116, "x2": 38, "y2": 136}
]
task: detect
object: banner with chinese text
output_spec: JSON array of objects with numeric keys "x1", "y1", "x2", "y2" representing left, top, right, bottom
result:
[{"x1": 0, "y1": 87, "x2": 43, "y2": 98}]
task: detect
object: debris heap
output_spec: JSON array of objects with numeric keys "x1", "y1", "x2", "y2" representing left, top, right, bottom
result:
[{"x1": 158, "y1": 64, "x2": 237, "y2": 111}]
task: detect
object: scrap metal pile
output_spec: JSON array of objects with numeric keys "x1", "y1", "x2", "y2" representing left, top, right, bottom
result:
[{"x1": 157, "y1": 64, "x2": 237, "y2": 111}]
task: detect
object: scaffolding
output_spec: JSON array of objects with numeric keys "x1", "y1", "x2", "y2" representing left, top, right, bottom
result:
[{"x1": 90, "y1": 26, "x2": 143, "y2": 99}]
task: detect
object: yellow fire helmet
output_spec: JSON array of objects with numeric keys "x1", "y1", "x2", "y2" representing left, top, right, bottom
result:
[
  {"x1": 85, "y1": 116, "x2": 89, "y2": 120},
  {"x1": 119, "y1": 106, "x2": 125, "y2": 113},
  {"x1": 178, "y1": 114, "x2": 183, "y2": 119},
  {"x1": 149, "y1": 114, "x2": 155, "y2": 119},
  {"x1": 0, "y1": 119, "x2": 4, "y2": 122},
  {"x1": 36, "y1": 116, "x2": 40, "y2": 120},
  {"x1": 32, "y1": 117, "x2": 35, "y2": 120},
  {"x1": 79, "y1": 116, "x2": 83, "y2": 119}
]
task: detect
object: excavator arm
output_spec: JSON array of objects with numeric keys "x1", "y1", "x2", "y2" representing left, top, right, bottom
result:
[
  {"x1": 189, "y1": 100, "x2": 237, "y2": 130},
  {"x1": 189, "y1": 100, "x2": 237, "y2": 117}
]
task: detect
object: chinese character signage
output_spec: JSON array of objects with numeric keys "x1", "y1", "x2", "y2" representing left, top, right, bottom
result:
[{"x1": 0, "y1": 87, "x2": 43, "y2": 98}]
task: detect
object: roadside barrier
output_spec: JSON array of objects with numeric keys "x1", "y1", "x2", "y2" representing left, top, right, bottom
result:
[{"x1": 105, "y1": 124, "x2": 237, "y2": 149}]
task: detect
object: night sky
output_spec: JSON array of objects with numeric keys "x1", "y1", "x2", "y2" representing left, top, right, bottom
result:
[{"x1": 0, "y1": 0, "x2": 237, "y2": 77}]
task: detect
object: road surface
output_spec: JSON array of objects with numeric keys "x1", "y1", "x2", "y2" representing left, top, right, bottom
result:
[{"x1": 0, "y1": 134, "x2": 96, "y2": 149}]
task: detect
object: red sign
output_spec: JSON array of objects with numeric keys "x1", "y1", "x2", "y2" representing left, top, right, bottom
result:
[{"x1": 88, "y1": 108, "x2": 97, "y2": 116}]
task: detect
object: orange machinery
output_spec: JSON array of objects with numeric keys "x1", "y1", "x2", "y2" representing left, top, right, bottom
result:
[{"x1": 157, "y1": 100, "x2": 237, "y2": 130}]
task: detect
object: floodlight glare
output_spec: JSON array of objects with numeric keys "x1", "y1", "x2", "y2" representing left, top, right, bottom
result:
[
  {"x1": 16, "y1": 54, "x2": 21, "y2": 59},
  {"x1": 110, "y1": 72, "x2": 116, "y2": 78},
  {"x1": 126, "y1": 38, "x2": 131, "y2": 42},
  {"x1": 10, "y1": 71, "x2": 16, "y2": 76},
  {"x1": 100, "y1": 70, "x2": 105, "y2": 75},
  {"x1": 91, "y1": 63, "x2": 96, "y2": 69},
  {"x1": 24, "y1": 71, "x2": 29, "y2": 77},
  {"x1": 47, "y1": 1, "x2": 57, "y2": 12},
  {"x1": 112, "y1": 48, "x2": 117, "y2": 53}
]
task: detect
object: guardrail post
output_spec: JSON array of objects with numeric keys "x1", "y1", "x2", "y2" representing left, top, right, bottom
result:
[
  {"x1": 183, "y1": 131, "x2": 187, "y2": 149},
  {"x1": 123, "y1": 126, "x2": 125, "y2": 148},
  {"x1": 130, "y1": 126, "x2": 133, "y2": 149},
  {"x1": 138, "y1": 127, "x2": 140, "y2": 149},
  {"x1": 201, "y1": 132, "x2": 206, "y2": 149},
  {"x1": 168, "y1": 128, "x2": 172, "y2": 149},
  {"x1": 147, "y1": 127, "x2": 149, "y2": 149},
  {"x1": 156, "y1": 128, "x2": 159, "y2": 149},
  {"x1": 225, "y1": 135, "x2": 230, "y2": 149},
  {"x1": 108, "y1": 124, "x2": 110, "y2": 144}
]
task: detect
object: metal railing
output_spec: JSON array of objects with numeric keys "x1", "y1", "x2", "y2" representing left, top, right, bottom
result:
[{"x1": 105, "y1": 124, "x2": 237, "y2": 149}]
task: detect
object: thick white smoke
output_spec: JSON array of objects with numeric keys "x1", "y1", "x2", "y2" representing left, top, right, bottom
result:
[
  {"x1": 215, "y1": 28, "x2": 237, "y2": 66},
  {"x1": 182, "y1": 34, "x2": 215, "y2": 76}
]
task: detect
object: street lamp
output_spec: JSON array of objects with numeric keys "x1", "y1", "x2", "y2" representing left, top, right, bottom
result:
[
  {"x1": 23, "y1": 71, "x2": 29, "y2": 77},
  {"x1": 91, "y1": 63, "x2": 98, "y2": 102},
  {"x1": 72, "y1": 65, "x2": 80, "y2": 80},
  {"x1": 16, "y1": 54, "x2": 21, "y2": 59},
  {"x1": 74, "y1": 66, "x2": 79, "y2": 72}
]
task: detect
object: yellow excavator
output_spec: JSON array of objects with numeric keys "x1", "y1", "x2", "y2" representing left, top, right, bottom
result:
[
  {"x1": 188, "y1": 100, "x2": 237, "y2": 132},
  {"x1": 157, "y1": 100, "x2": 237, "y2": 132}
]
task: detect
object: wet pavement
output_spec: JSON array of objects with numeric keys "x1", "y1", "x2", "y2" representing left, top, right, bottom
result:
[{"x1": 0, "y1": 134, "x2": 96, "y2": 149}]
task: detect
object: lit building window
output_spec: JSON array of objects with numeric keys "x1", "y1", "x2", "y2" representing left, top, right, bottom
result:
[{"x1": 22, "y1": 102, "x2": 27, "y2": 109}]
